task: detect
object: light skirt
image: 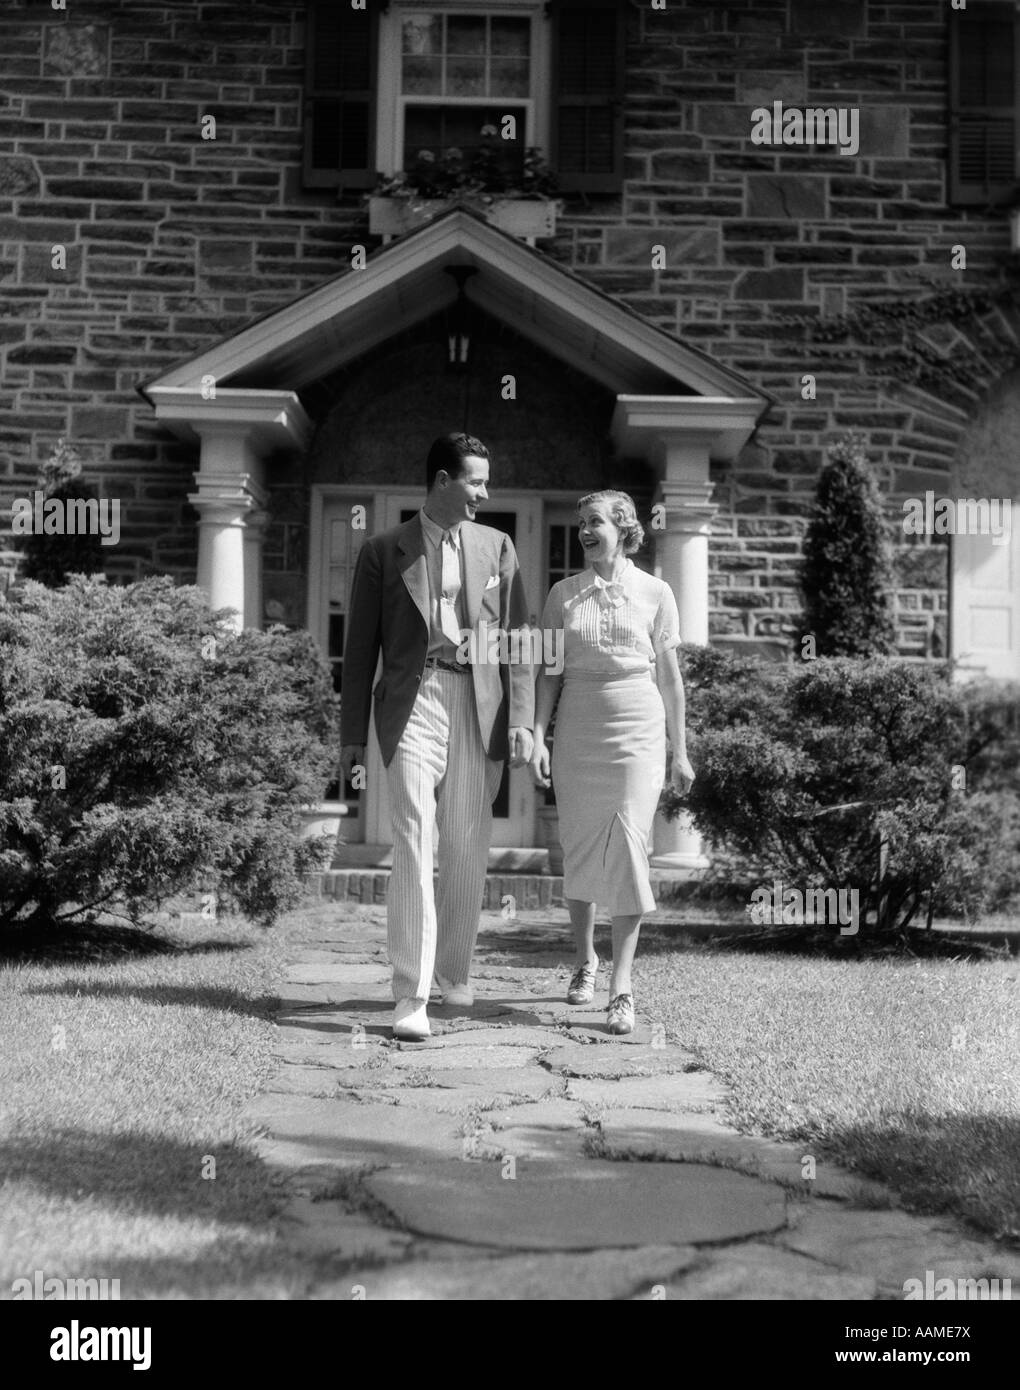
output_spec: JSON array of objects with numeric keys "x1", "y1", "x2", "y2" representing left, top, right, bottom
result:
[{"x1": 551, "y1": 669, "x2": 666, "y2": 917}]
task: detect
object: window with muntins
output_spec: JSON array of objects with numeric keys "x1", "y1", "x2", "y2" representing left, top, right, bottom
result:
[
  {"x1": 401, "y1": 10, "x2": 531, "y2": 181},
  {"x1": 303, "y1": 0, "x2": 626, "y2": 194}
]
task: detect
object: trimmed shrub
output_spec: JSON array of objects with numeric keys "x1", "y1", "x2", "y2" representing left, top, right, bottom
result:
[
  {"x1": 799, "y1": 432, "x2": 896, "y2": 657},
  {"x1": 664, "y1": 648, "x2": 1020, "y2": 933},
  {"x1": 959, "y1": 678, "x2": 1020, "y2": 794},
  {"x1": 0, "y1": 575, "x2": 340, "y2": 933},
  {"x1": 956, "y1": 678, "x2": 1020, "y2": 911}
]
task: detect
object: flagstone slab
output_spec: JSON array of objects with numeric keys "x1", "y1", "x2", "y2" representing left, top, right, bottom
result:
[
  {"x1": 364, "y1": 1159, "x2": 787, "y2": 1250},
  {"x1": 276, "y1": 1005, "x2": 395, "y2": 1043},
  {"x1": 566, "y1": 1072, "x2": 729, "y2": 1111},
  {"x1": 349, "y1": 1081, "x2": 561, "y2": 1113},
  {"x1": 427, "y1": 1001, "x2": 523, "y2": 1026},
  {"x1": 465, "y1": 1005, "x2": 567, "y2": 1029},
  {"x1": 778, "y1": 1208, "x2": 1020, "y2": 1291},
  {"x1": 651, "y1": 1242, "x2": 877, "y2": 1301},
  {"x1": 279, "y1": 1197, "x2": 413, "y2": 1261},
  {"x1": 265, "y1": 1065, "x2": 351, "y2": 1097},
  {"x1": 404, "y1": 1026, "x2": 558, "y2": 1051},
  {"x1": 345, "y1": 1067, "x2": 562, "y2": 1101},
  {"x1": 274, "y1": 1042, "x2": 392, "y2": 1069},
  {"x1": 598, "y1": 1110, "x2": 892, "y2": 1202},
  {"x1": 384, "y1": 1045, "x2": 543, "y2": 1070},
  {"x1": 288, "y1": 963, "x2": 392, "y2": 985},
  {"x1": 249, "y1": 1093, "x2": 464, "y2": 1169},
  {"x1": 472, "y1": 1125, "x2": 592, "y2": 1161},
  {"x1": 275, "y1": 986, "x2": 369, "y2": 1010},
  {"x1": 541, "y1": 1044, "x2": 702, "y2": 1079},
  {"x1": 275, "y1": 1023, "x2": 393, "y2": 1047},
  {"x1": 310, "y1": 1245, "x2": 699, "y2": 1301},
  {"x1": 483, "y1": 1099, "x2": 586, "y2": 1129},
  {"x1": 277, "y1": 993, "x2": 395, "y2": 1015}
]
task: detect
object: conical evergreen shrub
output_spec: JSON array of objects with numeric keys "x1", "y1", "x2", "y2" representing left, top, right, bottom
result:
[
  {"x1": 19, "y1": 438, "x2": 106, "y2": 587},
  {"x1": 799, "y1": 432, "x2": 896, "y2": 657}
]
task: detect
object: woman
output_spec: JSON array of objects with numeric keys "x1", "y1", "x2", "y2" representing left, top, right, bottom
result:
[{"x1": 530, "y1": 491, "x2": 695, "y2": 1035}]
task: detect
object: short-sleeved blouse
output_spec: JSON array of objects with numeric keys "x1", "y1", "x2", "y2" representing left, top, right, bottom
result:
[{"x1": 539, "y1": 560, "x2": 681, "y2": 676}]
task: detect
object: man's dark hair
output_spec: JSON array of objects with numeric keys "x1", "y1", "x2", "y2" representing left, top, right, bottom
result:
[{"x1": 425, "y1": 433, "x2": 489, "y2": 490}]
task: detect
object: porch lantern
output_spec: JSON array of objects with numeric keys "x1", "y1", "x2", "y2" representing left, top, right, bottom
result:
[{"x1": 444, "y1": 264, "x2": 478, "y2": 371}]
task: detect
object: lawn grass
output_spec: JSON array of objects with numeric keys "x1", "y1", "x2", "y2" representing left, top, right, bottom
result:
[
  {"x1": 636, "y1": 923, "x2": 1020, "y2": 1244},
  {"x1": 0, "y1": 905, "x2": 331, "y2": 1300}
]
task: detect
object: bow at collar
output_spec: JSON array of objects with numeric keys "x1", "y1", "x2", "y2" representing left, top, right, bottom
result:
[{"x1": 578, "y1": 565, "x2": 630, "y2": 609}]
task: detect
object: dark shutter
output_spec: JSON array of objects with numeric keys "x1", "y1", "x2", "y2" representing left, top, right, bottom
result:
[
  {"x1": 303, "y1": 0, "x2": 379, "y2": 190},
  {"x1": 948, "y1": 0, "x2": 1020, "y2": 205},
  {"x1": 550, "y1": 0, "x2": 626, "y2": 194}
]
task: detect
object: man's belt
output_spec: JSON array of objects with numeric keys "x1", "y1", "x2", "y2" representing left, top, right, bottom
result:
[{"x1": 423, "y1": 656, "x2": 470, "y2": 674}]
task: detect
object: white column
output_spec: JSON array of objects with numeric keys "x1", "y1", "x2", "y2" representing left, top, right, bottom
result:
[
  {"x1": 192, "y1": 493, "x2": 249, "y2": 627},
  {"x1": 651, "y1": 442, "x2": 717, "y2": 871},
  {"x1": 187, "y1": 427, "x2": 268, "y2": 632}
]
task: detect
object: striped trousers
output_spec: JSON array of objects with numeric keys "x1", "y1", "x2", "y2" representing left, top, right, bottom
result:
[{"x1": 385, "y1": 667, "x2": 502, "y2": 1002}]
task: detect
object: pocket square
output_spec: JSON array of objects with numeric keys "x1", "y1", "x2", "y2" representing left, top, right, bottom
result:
[{"x1": 484, "y1": 574, "x2": 500, "y2": 589}]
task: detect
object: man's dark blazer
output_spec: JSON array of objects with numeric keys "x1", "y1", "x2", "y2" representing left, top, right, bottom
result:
[{"x1": 340, "y1": 513, "x2": 535, "y2": 767}]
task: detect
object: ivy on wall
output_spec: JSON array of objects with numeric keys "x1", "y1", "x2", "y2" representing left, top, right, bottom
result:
[{"x1": 779, "y1": 276, "x2": 1020, "y2": 407}]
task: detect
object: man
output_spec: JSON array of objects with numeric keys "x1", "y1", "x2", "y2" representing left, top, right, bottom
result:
[{"x1": 339, "y1": 434, "x2": 535, "y2": 1040}]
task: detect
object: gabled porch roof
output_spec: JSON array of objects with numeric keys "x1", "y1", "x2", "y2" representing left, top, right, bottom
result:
[{"x1": 138, "y1": 207, "x2": 772, "y2": 418}]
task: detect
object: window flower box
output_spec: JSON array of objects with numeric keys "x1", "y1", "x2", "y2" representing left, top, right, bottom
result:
[
  {"x1": 368, "y1": 193, "x2": 558, "y2": 245},
  {"x1": 368, "y1": 142, "x2": 559, "y2": 245}
]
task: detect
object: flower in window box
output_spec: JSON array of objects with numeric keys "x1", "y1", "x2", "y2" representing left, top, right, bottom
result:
[{"x1": 369, "y1": 144, "x2": 557, "y2": 206}]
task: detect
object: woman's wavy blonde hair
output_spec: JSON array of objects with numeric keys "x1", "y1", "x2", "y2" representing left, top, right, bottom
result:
[{"x1": 577, "y1": 490, "x2": 645, "y2": 555}]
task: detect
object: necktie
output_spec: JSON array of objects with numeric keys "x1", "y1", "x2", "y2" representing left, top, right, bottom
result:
[{"x1": 439, "y1": 529, "x2": 463, "y2": 645}]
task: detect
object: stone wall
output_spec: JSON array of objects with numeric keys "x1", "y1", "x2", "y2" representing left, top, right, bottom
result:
[
  {"x1": 0, "y1": 0, "x2": 1015, "y2": 658},
  {"x1": 543, "y1": 0, "x2": 1019, "y2": 658}
]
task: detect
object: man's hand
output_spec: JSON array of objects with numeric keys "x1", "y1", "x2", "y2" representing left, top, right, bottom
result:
[
  {"x1": 670, "y1": 752, "x2": 695, "y2": 795},
  {"x1": 508, "y1": 727, "x2": 534, "y2": 769},
  {"x1": 339, "y1": 745, "x2": 365, "y2": 783}
]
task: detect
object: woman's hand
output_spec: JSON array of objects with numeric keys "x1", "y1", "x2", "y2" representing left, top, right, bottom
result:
[
  {"x1": 530, "y1": 738, "x2": 552, "y2": 791},
  {"x1": 670, "y1": 751, "x2": 695, "y2": 795}
]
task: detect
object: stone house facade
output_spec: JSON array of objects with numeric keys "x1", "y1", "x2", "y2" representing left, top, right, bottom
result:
[{"x1": 1, "y1": 0, "x2": 1018, "y2": 860}]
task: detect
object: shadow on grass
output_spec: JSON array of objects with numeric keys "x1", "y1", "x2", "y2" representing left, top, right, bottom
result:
[
  {"x1": 633, "y1": 922, "x2": 1019, "y2": 963},
  {"x1": 0, "y1": 1127, "x2": 282, "y2": 1225},
  {"x1": 17, "y1": 1246, "x2": 329, "y2": 1301},
  {"x1": 819, "y1": 1112, "x2": 1020, "y2": 1247},
  {"x1": 0, "y1": 921, "x2": 258, "y2": 966},
  {"x1": 25, "y1": 980, "x2": 277, "y2": 1018}
]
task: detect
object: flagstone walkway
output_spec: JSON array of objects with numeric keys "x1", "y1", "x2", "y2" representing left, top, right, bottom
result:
[{"x1": 245, "y1": 905, "x2": 1020, "y2": 1300}]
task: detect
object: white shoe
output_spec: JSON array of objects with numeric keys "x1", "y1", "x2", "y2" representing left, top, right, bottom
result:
[
  {"x1": 393, "y1": 998, "x2": 430, "y2": 1040},
  {"x1": 434, "y1": 973, "x2": 474, "y2": 1007}
]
